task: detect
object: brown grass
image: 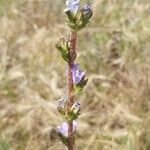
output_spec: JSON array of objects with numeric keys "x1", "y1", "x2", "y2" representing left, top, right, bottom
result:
[{"x1": 0, "y1": 0, "x2": 150, "y2": 149}]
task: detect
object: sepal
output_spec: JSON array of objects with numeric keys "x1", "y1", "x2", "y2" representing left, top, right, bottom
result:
[
  {"x1": 74, "y1": 77, "x2": 88, "y2": 92},
  {"x1": 69, "y1": 102, "x2": 81, "y2": 120},
  {"x1": 81, "y1": 3, "x2": 93, "y2": 23},
  {"x1": 57, "y1": 98, "x2": 66, "y2": 117},
  {"x1": 81, "y1": 10, "x2": 93, "y2": 23},
  {"x1": 55, "y1": 38, "x2": 70, "y2": 62},
  {"x1": 57, "y1": 106, "x2": 65, "y2": 116},
  {"x1": 58, "y1": 132, "x2": 75, "y2": 146},
  {"x1": 65, "y1": 3, "x2": 93, "y2": 31},
  {"x1": 65, "y1": 9, "x2": 76, "y2": 23},
  {"x1": 58, "y1": 133, "x2": 68, "y2": 146}
]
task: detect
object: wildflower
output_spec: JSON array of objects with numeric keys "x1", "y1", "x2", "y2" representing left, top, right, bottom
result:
[
  {"x1": 82, "y1": 3, "x2": 92, "y2": 14},
  {"x1": 57, "y1": 120, "x2": 77, "y2": 137},
  {"x1": 65, "y1": 0, "x2": 80, "y2": 14},
  {"x1": 81, "y1": 3, "x2": 93, "y2": 23},
  {"x1": 71, "y1": 63, "x2": 85, "y2": 84}
]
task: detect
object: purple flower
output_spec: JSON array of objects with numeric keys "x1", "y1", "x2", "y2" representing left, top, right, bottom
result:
[
  {"x1": 57, "y1": 120, "x2": 77, "y2": 137},
  {"x1": 65, "y1": 0, "x2": 80, "y2": 14},
  {"x1": 82, "y1": 3, "x2": 92, "y2": 14},
  {"x1": 71, "y1": 63, "x2": 85, "y2": 84}
]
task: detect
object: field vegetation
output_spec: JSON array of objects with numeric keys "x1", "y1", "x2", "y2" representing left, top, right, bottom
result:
[{"x1": 0, "y1": 0, "x2": 150, "y2": 149}]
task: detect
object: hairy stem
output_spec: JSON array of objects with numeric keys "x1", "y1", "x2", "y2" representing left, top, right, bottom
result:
[{"x1": 67, "y1": 32, "x2": 77, "y2": 150}]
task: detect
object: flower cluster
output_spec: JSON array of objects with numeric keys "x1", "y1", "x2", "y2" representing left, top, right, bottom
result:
[
  {"x1": 54, "y1": 0, "x2": 92, "y2": 148},
  {"x1": 57, "y1": 98, "x2": 81, "y2": 121},
  {"x1": 64, "y1": 0, "x2": 93, "y2": 31}
]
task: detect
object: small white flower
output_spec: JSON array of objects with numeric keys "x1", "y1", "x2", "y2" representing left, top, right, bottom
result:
[
  {"x1": 57, "y1": 120, "x2": 77, "y2": 137},
  {"x1": 65, "y1": 0, "x2": 80, "y2": 14}
]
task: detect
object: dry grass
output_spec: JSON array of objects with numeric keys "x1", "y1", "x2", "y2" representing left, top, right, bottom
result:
[{"x1": 0, "y1": 0, "x2": 150, "y2": 149}]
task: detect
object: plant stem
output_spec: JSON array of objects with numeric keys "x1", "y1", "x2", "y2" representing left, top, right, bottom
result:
[{"x1": 67, "y1": 31, "x2": 77, "y2": 150}]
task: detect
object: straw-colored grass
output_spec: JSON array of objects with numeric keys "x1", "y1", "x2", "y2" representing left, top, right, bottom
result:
[{"x1": 0, "y1": 0, "x2": 150, "y2": 149}]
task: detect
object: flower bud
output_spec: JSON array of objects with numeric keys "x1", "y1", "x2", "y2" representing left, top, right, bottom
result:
[
  {"x1": 81, "y1": 3, "x2": 93, "y2": 23},
  {"x1": 57, "y1": 98, "x2": 66, "y2": 116},
  {"x1": 71, "y1": 101, "x2": 80, "y2": 114}
]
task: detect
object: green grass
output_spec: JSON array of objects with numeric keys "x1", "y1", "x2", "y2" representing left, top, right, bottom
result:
[{"x1": 0, "y1": 136, "x2": 11, "y2": 150}]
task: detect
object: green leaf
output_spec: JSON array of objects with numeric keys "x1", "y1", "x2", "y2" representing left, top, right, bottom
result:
[
  {"x1": 58, "y1": 134, "x2": 68, "y2": 146},
  {"x1": 65, "y1": 9, "x2": 76, "y2": 23},
  {"x1": 61, "y1": 51, "x2": 69, "y2": 62}
]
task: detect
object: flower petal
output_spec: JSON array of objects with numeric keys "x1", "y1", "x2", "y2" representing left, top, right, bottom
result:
[
  {"x1": 57, "y1": 120, "x2": 77, "y2": 137},
  {"x1": 66, "y1": 0, "x2": 80, "y2": 14},
  {"x1": 71, "y1": 63, "x2": 85, "y2": 84}
]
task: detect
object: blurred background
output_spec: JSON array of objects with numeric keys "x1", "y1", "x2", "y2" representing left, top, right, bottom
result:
[{"x1": 0, "y1": 0, "x2": 150, "y2": 149}]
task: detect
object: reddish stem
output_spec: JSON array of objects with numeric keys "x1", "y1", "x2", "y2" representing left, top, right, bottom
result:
[{"x1": 67, "y1": 31, "x2": 77, "y2": 150}]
